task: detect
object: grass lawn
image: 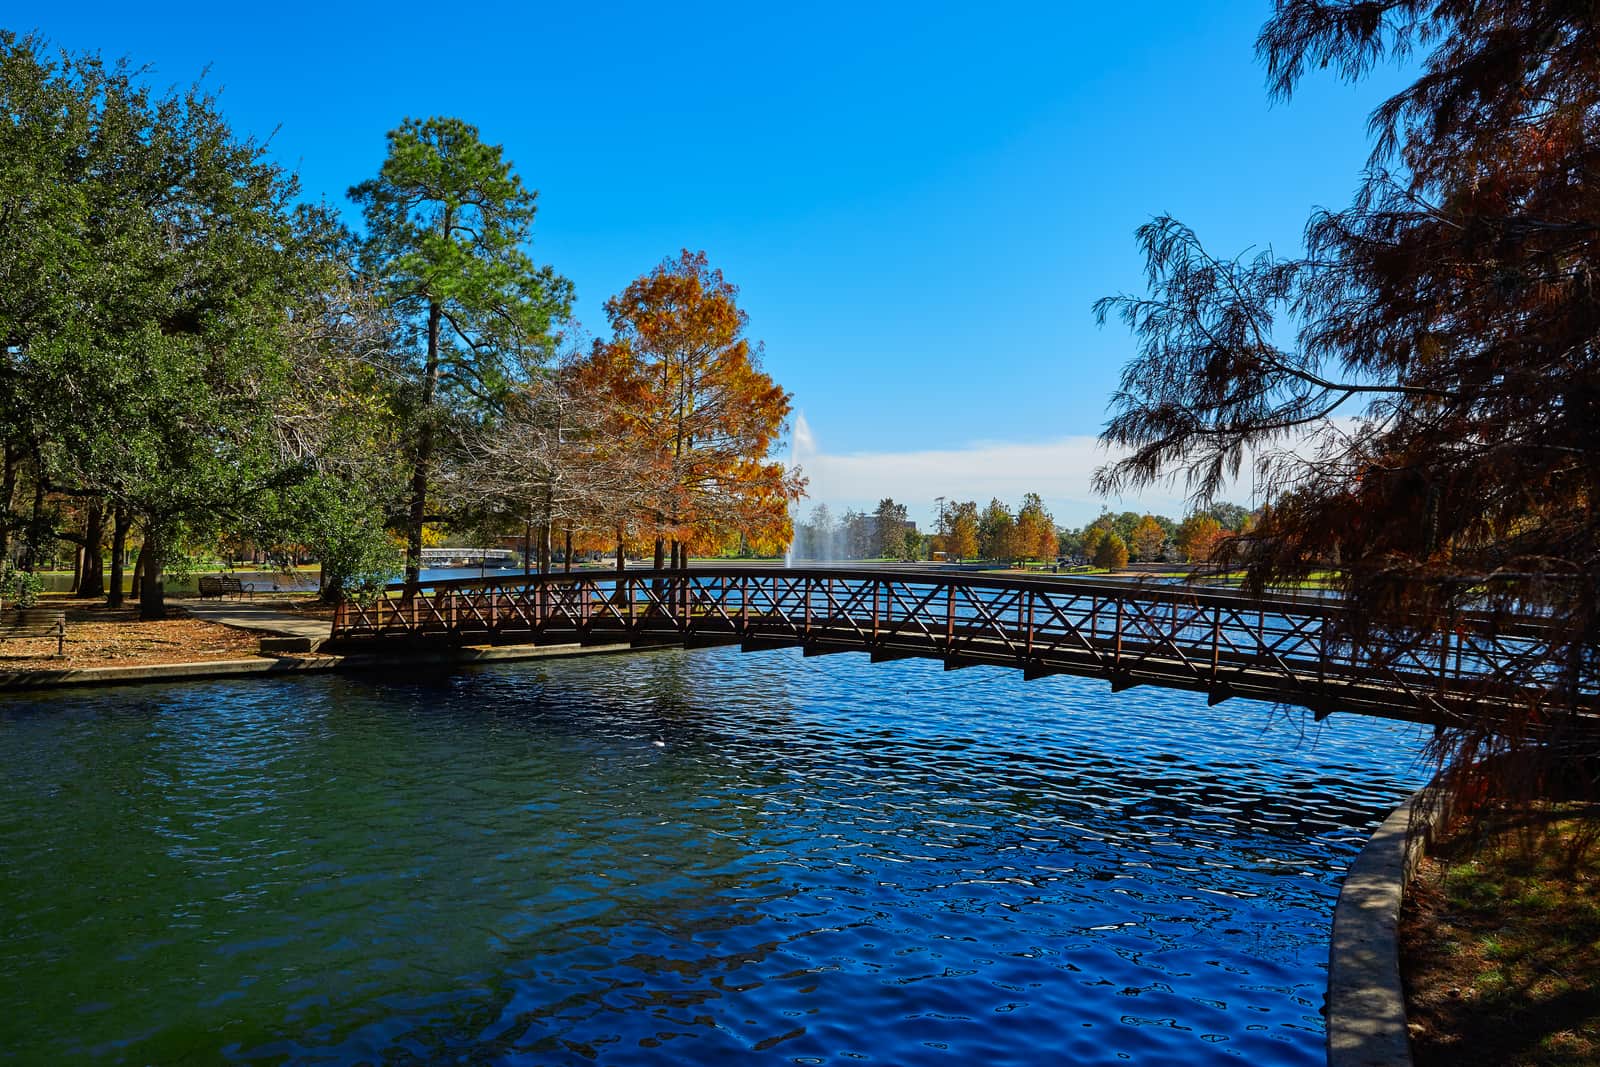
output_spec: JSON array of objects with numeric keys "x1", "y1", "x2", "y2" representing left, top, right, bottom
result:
[{"x1": 1402, "y1": 804, "x2": 1600, "y2": 1066}]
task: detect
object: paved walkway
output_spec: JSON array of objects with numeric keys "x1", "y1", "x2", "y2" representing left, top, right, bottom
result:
[{"x1": 175, "y1": 598, "x2": 332, "y2": 652}]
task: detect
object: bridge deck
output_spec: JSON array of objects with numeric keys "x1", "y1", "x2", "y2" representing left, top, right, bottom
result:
[{"x1": 327, "y1": 567, "x2": 1588, "y2": 730}]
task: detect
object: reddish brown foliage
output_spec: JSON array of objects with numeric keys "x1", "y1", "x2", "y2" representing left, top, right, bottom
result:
[{"x1": 1097, "y1": 2, "x2": 1599, "y2": 792}]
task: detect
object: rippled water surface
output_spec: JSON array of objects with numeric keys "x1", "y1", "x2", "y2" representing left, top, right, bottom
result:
[{"x1": 0, "y1": 648, "x2": 1429, "y2": 1065}]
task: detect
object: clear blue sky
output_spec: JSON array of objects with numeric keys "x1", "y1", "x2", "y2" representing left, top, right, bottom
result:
[{"x1": 9, "y1": 1, "x2": 1410, "y2": 525}]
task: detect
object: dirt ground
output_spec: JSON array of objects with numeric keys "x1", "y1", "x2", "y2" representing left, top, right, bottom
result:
[
  {"x1": 1401, "y1": 806, "x2": 1600, "y2": 1067},
  {"x1": 0, "y1": 600, "x2": 263, "y2": 671}
]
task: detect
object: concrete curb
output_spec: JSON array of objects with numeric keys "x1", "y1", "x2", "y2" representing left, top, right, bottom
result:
[
  {"x1": 0, "y1": 657, "x2": 340, "y2": 691},
  {"x1": 1326, "y1": 780, "x2": 1454, "y2": 1067},
  {"x1": 0, "y1": 641, "x2": 643, "y2": 695}
]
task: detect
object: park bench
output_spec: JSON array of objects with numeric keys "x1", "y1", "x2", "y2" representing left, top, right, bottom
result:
[
  {"x1": 197, "y1": 575, "x2": 254, "y2": 600},
  {"x1": 0, "y1": 607, "x2": 66, "y2": 657}
]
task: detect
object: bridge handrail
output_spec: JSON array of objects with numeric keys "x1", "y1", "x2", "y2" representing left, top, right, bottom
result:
[{"x1": 380, "y1": 566, "x2": 1555, "y2": 639}]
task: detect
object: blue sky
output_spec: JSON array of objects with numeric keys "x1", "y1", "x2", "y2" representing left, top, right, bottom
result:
[{"x1": 10, "y1": 2, "x2": 1410, "y2": 526}]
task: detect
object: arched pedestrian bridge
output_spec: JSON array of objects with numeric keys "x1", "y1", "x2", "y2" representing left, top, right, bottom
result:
[{"x1": 327, "y1": 567, "x2": 1584, "y2": 730}]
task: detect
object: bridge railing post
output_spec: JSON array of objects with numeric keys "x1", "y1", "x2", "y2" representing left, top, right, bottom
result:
[
  {"x1": 872, "y1": 580, "x2": 880, "y2": 644},
  {"x1": 1024, "y1": 590, "x2": 1034, "y2": 660},
  {"x1": 1114, "y1": 598, "x2": 1124, "y2": 670},
  {"x1": 945, "y1": 583, "x2": 955, "y2": 648},
  {"x1": 1318, "y1": 612, "x2": 1329, "y2": 687},
  {"x1": 1211, "y1": 604, "x2": 1221, "y2": 683}
]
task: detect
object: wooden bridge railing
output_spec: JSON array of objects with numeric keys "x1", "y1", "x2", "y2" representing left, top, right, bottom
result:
[{"x1": 327, "y1": 567, "x2": 1587, "y2": 729}]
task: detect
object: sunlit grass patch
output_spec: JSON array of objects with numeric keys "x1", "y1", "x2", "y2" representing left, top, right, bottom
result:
[{"x1": 1402, "y1": 804, "x2": 1600, "y2": 1067}]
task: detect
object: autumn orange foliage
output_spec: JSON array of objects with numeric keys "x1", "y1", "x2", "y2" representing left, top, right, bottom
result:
[{"x1": 586, "y1": 251, "x2": 803, "y2": 566}]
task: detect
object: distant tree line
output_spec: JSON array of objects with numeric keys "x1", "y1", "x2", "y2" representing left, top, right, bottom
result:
[
  {"x1": 1063, "y1": 502, "x2": 1254, "y2": 570},
  {"x1": 793, "y1": 495, "x2": 1255, "y2": 569}
]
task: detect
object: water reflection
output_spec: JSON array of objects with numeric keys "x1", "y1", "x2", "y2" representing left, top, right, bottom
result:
[{"x1": 0, "y1": 647, "x2": 1427, "y2": 1065}]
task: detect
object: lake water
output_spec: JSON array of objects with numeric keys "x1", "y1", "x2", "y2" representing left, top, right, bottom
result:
[{"x1": 0, "y1": 647, "x2": 1429, "y2": 1065}]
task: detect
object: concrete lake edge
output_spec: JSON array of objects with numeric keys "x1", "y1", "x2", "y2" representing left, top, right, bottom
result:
[
  {"x1": 0, "y1": 641, "x2": 645, "y2": 694},
  {"x1": 1326, "y1": 779, "x2": 1455, "y2": 1067}
]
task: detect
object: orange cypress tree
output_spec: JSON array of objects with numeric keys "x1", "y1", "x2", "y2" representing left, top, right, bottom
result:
[
  {"x1": 1015, "y1": 493, "x2": 1059, "y2": 562},
  {"x1": 1174, "y1": 513, "x2": 1223, "y2": 564},
  {"x1": 595, "y1": 251, "x2": 803, "y2": 567}
]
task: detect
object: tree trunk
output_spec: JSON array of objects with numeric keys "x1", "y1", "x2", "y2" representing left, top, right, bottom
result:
[
  {"x1": 403, "y1": 299, "x2": 444, "y2": 600},
  {"x1": 19, "y1": 475, "x2": 45, "y2": 571},
  {"x1": 564, "y1": 528, "x2": 572, "y2": 574},
  {"x1": 107, "y1": 506, "x2": 130, "y2": 608},
  {"x1": 653, "y1": 537, "x2": 664, "y2": 572},
  {"x1": 129, "y1": 540, "x2": 145, "y2": 602},
  {"x1": 319, "y1": 560, "x2": 348, "y2": 606},
  {"x1": 613, "y1": 536, "x2": 627, "y2": 606},
  {"x1": 76, "y1": 500, "x2": 105, "y2": 598},
  {"x1": 524, "y1": 520, "x2": 533, "y2": 580},
  {"x1": 71, "y1": 545, "x2": 82, "y2": 593},
  {"x1": 538, "y1": 522, "x2": 552, "y2": 575},
  {"x1": 0, "y1": 442, "x2": 17, "y2": 563},
  {"x1": 138, "y1": 525, "x2": 166, "y2": 620}
]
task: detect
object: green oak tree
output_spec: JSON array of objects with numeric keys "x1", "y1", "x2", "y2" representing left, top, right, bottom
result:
[
  {"x1": 874, "y1": 498, "x2": 909, "y2": 558},
  {"x1": 4, "y1": 39, "x2": 316, "y2": 618}
]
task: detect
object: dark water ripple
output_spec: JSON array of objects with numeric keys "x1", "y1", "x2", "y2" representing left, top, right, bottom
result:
[{"x1": 0, "y1": 647, "x2": 1428, "y2": 1065}]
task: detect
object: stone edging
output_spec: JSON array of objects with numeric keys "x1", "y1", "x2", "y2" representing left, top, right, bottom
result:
[
  {"x1": 1326, "y1": 780, "x2": 1454, "y2": 1067},
  {"x1": 0, "y1": 641, "x2": 642, "y2": 694}
]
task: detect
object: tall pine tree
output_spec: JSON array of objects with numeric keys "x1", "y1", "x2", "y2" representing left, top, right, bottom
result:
[{"x1": 351, "y1": 117, "x2": 572, "y2": 595}]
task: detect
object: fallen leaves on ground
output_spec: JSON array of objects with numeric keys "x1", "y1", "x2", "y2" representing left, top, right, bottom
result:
[{"x1": 0, "y1": 602, "x2": 263, "y2": 671}]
